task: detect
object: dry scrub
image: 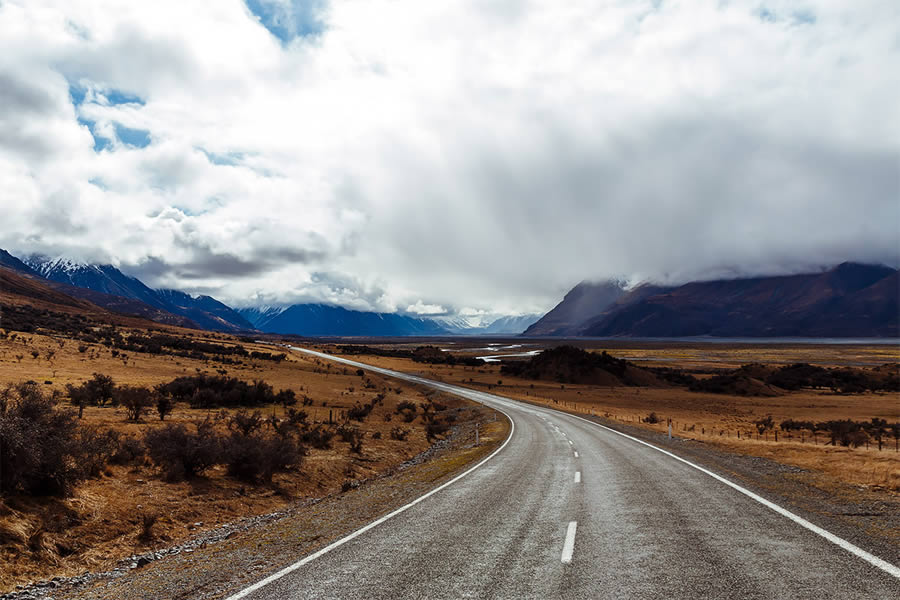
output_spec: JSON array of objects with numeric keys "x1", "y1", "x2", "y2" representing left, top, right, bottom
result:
[
  {"x1": 329, "y1": 344, "x2": 900, "y2": 493},
  {"x1": 0, "y1": 330, "x2": 494, "y2": 592}
]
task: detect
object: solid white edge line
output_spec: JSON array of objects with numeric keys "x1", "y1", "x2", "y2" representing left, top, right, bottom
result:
[
  {"x1": 260, "y1": 348, "x2": 899, "y2": 583},
  {"x1": 224, "y1": 350, "x2": 516, "y2": 600},
  {"x1": 558, "y1": 410, "x2": 900, "y2": 580},
  {"x1": 574, "y1": 471, "x2": 581, "y2": 483},
  {"x1": 561, "y1": 521, "x2": 577, "y2": 564}
]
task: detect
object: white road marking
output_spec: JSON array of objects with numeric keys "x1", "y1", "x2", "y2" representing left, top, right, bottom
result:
[
  {"x1": 574, "y1": 451, "x2": 579, "y2": 458},
  {"x1": 568, "y1": 440, "x2": 573, "y2": 445},
  {"x1": 279, "y1": 348, "x2": 900, "y2": 584},
  {"x1": 223, "y1": 380, "x2": 516, "y2": 599},
  {"x1": 563, "y1": 412, "x2": 900, "y2": 580},
  {"x1": 561, "y1": 521, "x2": 577, "y2": 564},
  {"x1": 574, "y1": 471, "x2": 581, "y2": 483}
]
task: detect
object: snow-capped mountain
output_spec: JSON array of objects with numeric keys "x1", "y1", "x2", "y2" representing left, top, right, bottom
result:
[
  {"x1": 432, "y1": 313, "x2": 542, "y2": 335},
  {"x1": 21, "y1": 254, "x2": 252, "y2": 332},
  {"x1": 236, "y1": 305, "x2": 288, "y2": 329},
  {"x1": 478, "y1": 314, "x2": 542, "y2": 335},
  {"x1": 25, "y1": 255, "x2": 165, "y2": 309}
]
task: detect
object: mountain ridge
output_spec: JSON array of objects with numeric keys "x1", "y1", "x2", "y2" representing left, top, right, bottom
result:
[
  {"x1": 237, "y1": 303, "x2": 450, "y2": 337},
  {"x1": 527, "y1": 263, "x2": 899, "y2": 338},
  {"x1": 18, "y1": 254, "x2": 251, "y2": 332}
]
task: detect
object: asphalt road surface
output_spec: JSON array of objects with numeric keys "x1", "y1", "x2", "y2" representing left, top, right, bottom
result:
[{"x1": 227, "y1": 347, "x2": 900, "y2": 600}]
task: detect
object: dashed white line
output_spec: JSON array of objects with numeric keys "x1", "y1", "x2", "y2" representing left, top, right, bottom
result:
[
  {"x1": 574, "y1": 471, "x2": 581, "y2": 483},
  {"x1": 561, "y1": 521, "x2": 578, "y2": 564},
  {"x1": 568, "y1": 440, "x2": 573, "y2": 445},
  {"x1": 573, "y1": 451, "x2": 579, "y2": 458},
  {"x1": 561, "y1": 411, "x2": 900, "y2": 581}
]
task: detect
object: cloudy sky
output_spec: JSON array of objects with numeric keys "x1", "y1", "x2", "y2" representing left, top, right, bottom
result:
[{"x1": 2, "y1": 0, "x2": 898, "y2": 317}]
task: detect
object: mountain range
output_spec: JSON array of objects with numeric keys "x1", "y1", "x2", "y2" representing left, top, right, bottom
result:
[
  {"x1": 237, "y1": 304, "x2": 449, "y2": 337},
  {"x1": 524, "y1": 263, "x2": 899, "y2": 338},
  {"x1": 1, "y1": 249, "x2": 528, "y2": 337},
  {"x1": 2, "y1": 247, "x2": 896, "y2": 338},
  {"x1": 22, "y1": 255, "x2": 253, "y2": 332}
]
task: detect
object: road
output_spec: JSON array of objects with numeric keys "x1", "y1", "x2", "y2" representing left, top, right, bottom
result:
[{"x1": 228, "y1": 347, "x2": 900, "y2": 600}]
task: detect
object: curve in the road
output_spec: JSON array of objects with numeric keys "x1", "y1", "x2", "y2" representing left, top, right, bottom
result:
[{"x1": 224, "y1": 346, "x2": 899, "y2": 600}]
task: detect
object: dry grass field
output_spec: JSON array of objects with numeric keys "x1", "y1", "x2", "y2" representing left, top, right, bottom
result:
[
  {"x1": 0, "y1": 329, "x2": 501, "y2": 591},
  {"x1": 325, "y1": 342, "x2": 900, "y2": 494}
]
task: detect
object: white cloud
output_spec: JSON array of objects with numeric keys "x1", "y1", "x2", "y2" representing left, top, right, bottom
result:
[
  {"x1": 406, "y1": 301, "x2": 447, "y2": 316},
  {"x1": 1, "y1": 0, "x2": 897, "y2": 316}
]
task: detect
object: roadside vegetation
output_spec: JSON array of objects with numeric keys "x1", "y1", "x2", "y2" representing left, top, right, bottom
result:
[
  {"x1": 0, "y1": 325, "x2": 492, "y2": 593},
  {"x1": 335, "y1": 343, "x2": 900, "y2": 493}
]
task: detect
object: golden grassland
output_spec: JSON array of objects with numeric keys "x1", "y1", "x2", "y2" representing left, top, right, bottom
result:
[
  {"x1": 323, "y1": 343, "x2": 900, "y2": 493},
  {"x1": 0, "y1": 329, "x2": 502, "y2": 591}
]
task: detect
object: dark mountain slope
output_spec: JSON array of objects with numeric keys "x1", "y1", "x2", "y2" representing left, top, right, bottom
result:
[
  {"x1": 524, "y1": 280, "x2": 627, "y2": 336},
  {"x1": 18, "y1": 254, "x2": 250, "y2": 332},
  {"x1": 0, "y1": 265, "x2": 91, "y2": 310},
  {"x1": 583, "y1": 263, "x2": 898, "y2": 338},
  {"x1": 0, "y1": 249, "x2": 41, "y2": 277},
  {"x1": 156, "y1": 289, "x2": 254, "y2": 332},
  {"x1": 242, "y1": 304, "x2": 449, "y2": 337},
  {"x1": 26, "y1": 257, "x2": 166, "y2": 309}
]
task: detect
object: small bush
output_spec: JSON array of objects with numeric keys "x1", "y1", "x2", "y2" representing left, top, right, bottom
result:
[
  {"x1": 228, "y1": 410, "x2": 264, "y2": 436},
  {"x1": 78, "y1": 426, "x2": 121, "y2": 477},
  {"x1": 347, "y1": 403, "x2": 373, "y2": 422},
  {"x1": 425, "y1": 418, "x2": 450, "y2": 440},
  {"x1": 300, "y1": 426, "x2": 333, "y2": 449},
  {"x1": 396, "y1": 400, "x2": 417, "y2": 413},
  {"x1": 389, "y1": 426, "x2": 409, "y2": 441},
  {"x1": 284, "y1": 408, "x2": 308, "y2": 426},
  {"x1": 138, "y1": 513, "x2": 157, "y2": 543},
  {"x1": 337, "y1": 425, "x2": 364, "y2": 453},
  {"x1": 110, "y1": 435, "x2": 146, "y2": 465},
  {"x1": 643, "y1": 412, "x2": 660, "y2": 424},
  {"x1": 154, "y1": 394, "x2": 173, "y2": 420},
  {"x1": 222, "y1": 433, "x2": 304, "y2": 483},
  {"x1": 117, "y1": 385, "x2": 153, "y2": 421},
  {"x1": 144, "y1": 420, "x2": 222, "y2": 480},
  {"x1": 0, "y1": 382, "x2": 87, "y2": 496}
]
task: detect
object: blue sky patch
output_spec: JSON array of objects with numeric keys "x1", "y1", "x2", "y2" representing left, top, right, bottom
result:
[
  {"x1": 115, "y1": 123, "x2": 151, "y2": 148},
  {"x1": 78, "y1": 117, "x2": 150, "y2": 151},
  {"x1": 200, "y1": 148, "x2": 246, "y2": 166},
  {"x1": 78, "y1": 117, "x2": 111, "y2": 151},
  {"x1": 245, "y1": 0, "x2": 327, "y2": 43},
  {"x1": 69, "y1": 82, "x2": 144, "y2": 107}
]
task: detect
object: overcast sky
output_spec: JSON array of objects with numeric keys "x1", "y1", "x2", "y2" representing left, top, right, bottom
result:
[{"x1": 1, "y1": 1, "x2": 898, "y2": 317}]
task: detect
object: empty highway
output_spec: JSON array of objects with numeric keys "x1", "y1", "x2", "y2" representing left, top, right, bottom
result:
[{"x1": 226, "y1": 347, "x2": 900, "y2": 600}]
